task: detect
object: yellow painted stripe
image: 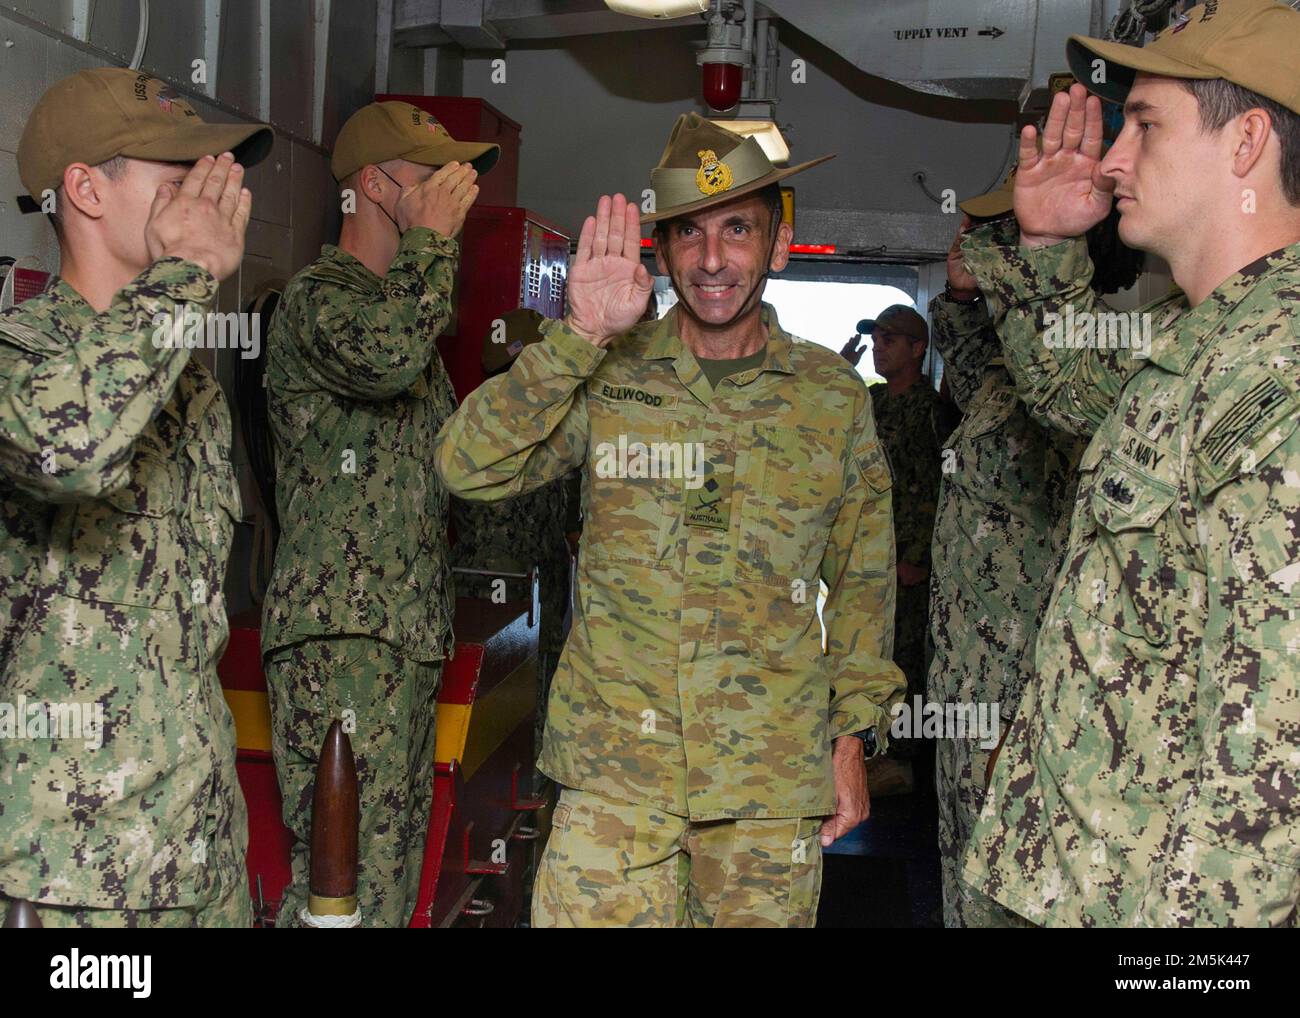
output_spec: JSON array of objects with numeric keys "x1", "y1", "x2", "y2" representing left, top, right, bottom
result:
[
  {"x1": 458, "y1": 660, "x2": 536, "y2": 781},
  {"x1": 223, "y1": 689, "x2": 272, "y2": 753},
  {"x1": 435, "y1": 703, "x2": 472, "y2": 765}
]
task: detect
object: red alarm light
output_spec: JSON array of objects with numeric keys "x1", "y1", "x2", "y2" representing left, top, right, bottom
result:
[{"x1": 701, "y1": 61, "x2": 743, "y2": 112}]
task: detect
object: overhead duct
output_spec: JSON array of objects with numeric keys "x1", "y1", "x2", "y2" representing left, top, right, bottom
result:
[{"x1": 758, "y1": 0, "x2": 1112, "y2": 110}]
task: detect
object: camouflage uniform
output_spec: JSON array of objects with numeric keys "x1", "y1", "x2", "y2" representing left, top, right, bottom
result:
[
  {"x1": 0, "y1": 262, "x2": 250, "y2": 927},
  {"x1": 958, "y1": 225, "x2": 1300, "y2": 927},
  {"x1": 869, "y1": 377, "x2": 942, "y2": 745},
  {"x1": 451, "y1": 470, "x2": 577, "y2": 756},
  {"x1": 533, "y1": 787, "x2": 823, "y2": 928},
  {"x1": 926, "y1": 287, "x2": 1085, "y2": 927},
  {"x1": 262, "y1": 227, "x2": 459, "y2": 927},
  {"x1": 435, "y1": 303, "x2": 904, "y2": 927}
]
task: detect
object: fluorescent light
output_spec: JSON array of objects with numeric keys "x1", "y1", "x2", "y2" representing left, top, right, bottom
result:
[
  {"x1": 604, "y1": 0, "x2": 708, "y2": 18},
  {"x1": 709, "y1": 119, "x2": 791, "y2": 165}
]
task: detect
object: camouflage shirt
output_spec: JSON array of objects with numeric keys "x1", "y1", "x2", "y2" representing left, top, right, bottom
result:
[
  {"x1": 927, "y1": 291, "x2": 1085, "y2": 715},
  {"x1": 450, "y1": 470, "x2": 577, "y2": 655},
  {"x1": 262, "y1": 228, "x2": 460, "y2": 661},
  {"x1": 960, "y1": 226, "x2": 1300, "y2": 927},
  {"x1": 0, "y1": 261, "x2": 246, "y2": 909},
  {"x1": 435, "y1": 304, "x2": 905, "y2": 819},
  {"x1": 869, "y1": 377, "x2": 942, "y2": 568}
]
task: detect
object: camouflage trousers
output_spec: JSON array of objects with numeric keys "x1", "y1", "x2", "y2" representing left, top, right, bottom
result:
[
  {"x1": 18, "y1": 869, "x2": 252, "y2": 928},
  {"x1": 532, "y1": 788, "x2": 823, "y2": 928},
  {"x1": 935, "y1": 733, "x2": 1034, "y2": 928},
  {"x1": 265, "y1": 637, "x2": 441, "y2": 928}
]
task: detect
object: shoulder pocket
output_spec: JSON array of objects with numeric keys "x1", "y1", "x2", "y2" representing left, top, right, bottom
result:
[
  {"x1": 1195, "y1": 372, "x2": 1300, "y2": 499},
  {"x1": 855, "y1": 436, "x2": 891, "y2": 494}
]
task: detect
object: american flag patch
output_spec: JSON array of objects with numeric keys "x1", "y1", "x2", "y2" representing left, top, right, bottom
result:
[{"x1": 1201, "y1": 376, "x2": 1292, "y2": 466}]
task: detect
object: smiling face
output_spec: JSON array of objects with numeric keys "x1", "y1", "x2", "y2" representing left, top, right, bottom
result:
[
  {"x1": 1099, "y1": 74, "x2": 1225, "y2": 258},
  {"x1": 654, "y1": 190, "x2": 793, "y2": 328}
]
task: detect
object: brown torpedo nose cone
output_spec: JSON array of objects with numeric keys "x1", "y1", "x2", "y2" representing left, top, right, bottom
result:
[
  {"x1": 307, "y1": 719, "x2": 360, "y2": 923},
  {"x1": 3, "y1": 899, "x2": 42, "y2": 928}
]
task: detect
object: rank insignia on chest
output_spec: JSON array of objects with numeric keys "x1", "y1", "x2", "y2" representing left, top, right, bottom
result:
[
  {"x1": 1100, "y1": 475, "x2": 1135, "y2": 506},
  {"x1": 686, "y1": 474, "x2": 730, "y2": 531}
]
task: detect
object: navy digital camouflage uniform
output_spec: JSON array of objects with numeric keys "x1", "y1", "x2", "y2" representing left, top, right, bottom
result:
[
  {"x1": 262, "y1": 227, "x2": 459, "y2": 927},
  {"x1": 927, "y1": 287, "x2": 1085, "y2": 927},
  {"x1": 959, "y1": 224, "x2": 1300, "y2": 927},
  {"x1": 0, "y1": 262, "x2": 250, "y2": 928},
  {"x1": 869, "y1": 377, "x2": 943, "y2": 752}
]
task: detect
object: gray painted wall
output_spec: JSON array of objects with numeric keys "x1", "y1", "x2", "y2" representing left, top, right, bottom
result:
[{"x1": 461, "y1": 24, "x2": 1020, "y2": 258}]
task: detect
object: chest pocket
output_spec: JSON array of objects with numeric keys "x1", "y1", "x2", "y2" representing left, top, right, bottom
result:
[
  {"x1": 1072, "y1": 454, "x2": 1178, "y2": 646},
  {"x1": 738, "y1": 424, "x2": 846, "y2": 586},
  {"x1": 585, "y1": 393, "x2": 682, "y2": 567}
]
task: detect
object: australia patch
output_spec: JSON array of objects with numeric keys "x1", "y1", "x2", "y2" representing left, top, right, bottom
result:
[{"x1": 685, "y1": 474, "x2": 730, "y2": 531}]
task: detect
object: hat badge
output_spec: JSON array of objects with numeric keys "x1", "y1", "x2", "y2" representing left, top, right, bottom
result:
[
  {"x1": 695, "y1": 149, "x2": 733, "y2": 196},
  {"x1": 1170, "y1": 12, "x2": 1191, "y2": 33},
  {"x1": 157, "y1": 85, "x2": 178, "y2": 112}
]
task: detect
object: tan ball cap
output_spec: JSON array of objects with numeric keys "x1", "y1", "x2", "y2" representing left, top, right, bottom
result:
[
  {"x1": 959, "y1": 165, "x2": 1019, "y2": 219},
  {"x1": 869, "y1": 305, "x2": 928, "y2": 344},
  {"x1": 17, "y1": 67, "x2": 273, "y2": 203},
  {"x1": 643, "y1": 112, "x2": 833, "y2": 224},
  {"x1": 330, "y1": 101, "x2": 500, "y2": 182},
  {"x1": 1067, "y1": 0, "x2": 1300, "y2": 114}
]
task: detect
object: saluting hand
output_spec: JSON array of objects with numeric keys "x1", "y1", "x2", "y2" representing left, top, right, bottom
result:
[
  {"x1": 1015, "y1": 83, "x2": 1116, "y2": 248},
  {"x1": 395, "y1": 161, "x2": 479, "y2": 238},
  {"x1": 946, "y1": 215, "x2": 981, "y2": 297},
  {"x1": 145, "y1": 152, "x2": 252, "y2": 283},
  {"x1": 565, "y1": 194, "x2": 654, "y2": 348}
]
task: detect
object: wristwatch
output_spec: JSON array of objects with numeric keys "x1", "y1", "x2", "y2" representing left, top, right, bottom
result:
[
  {"x1": 851, "y1": 728, "x2": 878, "y2": 759},
  {"x1": 944, "y1": 280, "x2": 983, "y2": 304}
]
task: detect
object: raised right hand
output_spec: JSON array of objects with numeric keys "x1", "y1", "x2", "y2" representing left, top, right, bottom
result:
[
  {"x1": 839, "y1": 334, "x2": 866, "y2": 367},
  {"x1": 1015, "y1": 83, "x2": 1116, "y2": 248},
  {"x1": 946, "y1": 215, "x2": 980, "y2": 296},
  {"x1": 565, "y1": 194, "x2": 654, "y2": 348},
  {"x1": 145, "y1": 153, "x2": 252, "y2": 282},
  {"x1": 395, "y1": 161, "x2": 479, "y2": 237}
]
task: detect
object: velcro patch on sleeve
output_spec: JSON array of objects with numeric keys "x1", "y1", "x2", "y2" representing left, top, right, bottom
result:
[{"x1": 1196, "y1": 372, "x2": 1300, "y2": 495}]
